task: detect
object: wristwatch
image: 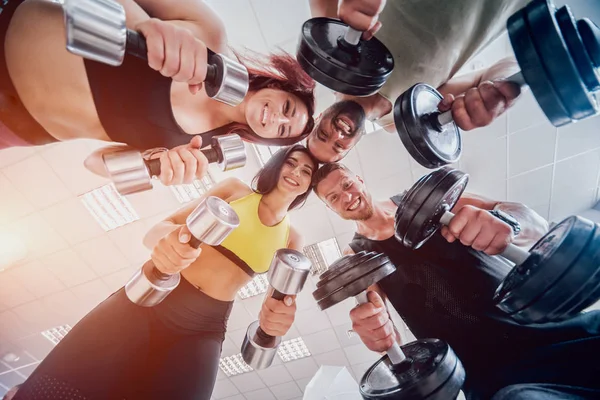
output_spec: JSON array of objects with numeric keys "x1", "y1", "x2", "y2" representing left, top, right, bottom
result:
[{"x1": 489, "y1": 208, "x2": 521, "y2": 236}]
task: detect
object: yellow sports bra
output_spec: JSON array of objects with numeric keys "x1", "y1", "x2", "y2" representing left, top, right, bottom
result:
[{"x1": 216, "y1": 192, "x2": 290, "y2": 275}]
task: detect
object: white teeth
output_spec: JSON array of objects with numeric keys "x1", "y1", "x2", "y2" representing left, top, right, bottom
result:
[
  {"x1": 284, "y1": 177, "x2": 299, "y2": 186},
  {"x1": 262, "y1": 105, "x2": 268, "y2": 126},
  {"x1": 337, "y1": 118, "x2": 351, "y2": 133},
  {"x1": 348, "y1": 198, "x2": 360, "y2": 211}
]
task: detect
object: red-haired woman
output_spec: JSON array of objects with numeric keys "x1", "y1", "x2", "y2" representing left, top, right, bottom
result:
[{"x1": 0, "y1": 0, "x2": 316, "y2": 185}]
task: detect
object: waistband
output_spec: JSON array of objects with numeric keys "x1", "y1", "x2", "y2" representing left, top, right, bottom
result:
[{"x1": 152, "y1": 274, "x2": 234, "y2": 336}]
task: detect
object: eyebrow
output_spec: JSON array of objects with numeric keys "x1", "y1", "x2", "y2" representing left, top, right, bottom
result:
[
  {"x1": 287, "y1": 100, "x2": 297, "y2": 137},
  {"x1": 289, "y1": 155, "x2": 314, "y2": 172}
]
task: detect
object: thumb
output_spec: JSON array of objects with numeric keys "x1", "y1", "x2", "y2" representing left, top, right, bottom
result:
[
  {"x1": 178, "y1": 225, "x2": 192, "y2": 244},
  {"x1": 367, "y1": 291, "x2": 385, "y2": 309},
  {"x1": 438, "y1": 93, "x2": 454, "y2": 112},
  {"x1": 189, "y1": 135, "x2": 203, "y2": 150},
  {"x1": 495, "y1": 80, "x2": 522, "y2": 103},
  {"x1": 283, "y1": 295, "x2": 295, "y2": 307}
]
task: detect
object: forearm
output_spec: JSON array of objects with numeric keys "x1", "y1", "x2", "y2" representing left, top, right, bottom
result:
[
  {"x1": 494, "y1": 202, "x2": 549, "y2": 248},
  {"x1": 83, "y1": 145, "x2": 130, "y2": 178},
  {"x1": 438, "y1": 57, "x2": 520, "y2": 98},
  {"x1": 309, "y1": 0, "x2": 338, "y2": 18},
  {"x1": 143, "y1": 220, "x2": 179, "y2": 249}
]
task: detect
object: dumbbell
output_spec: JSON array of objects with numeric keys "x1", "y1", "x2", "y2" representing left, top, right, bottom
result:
[
  {"x1": 313, "y1": 252, "x2": 466, "y2": 399},
  {"x1": 241, "y1": 249, "x2": 312, "y2": 370},
  {"x1": 125, "y1": 196, "x2": 239, "y2": 307},
  {"x1": 395, "y1": 0, "x2": 600, "y2": 169},
  {"x1": 63, "y1": 0, "x2": 249, "y2": 106},
  {"x1": 297, "y1": 17, "x2": 394, "y2": 97},
  {"x1": 394, "y1": 166, "x2": 600, "y2": 324},
  {"x1": 103, "y1": 133, "x2": 247, "y2": 196}
]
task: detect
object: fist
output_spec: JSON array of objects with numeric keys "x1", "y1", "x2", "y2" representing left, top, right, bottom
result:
[
  {"x1": 155, "y1": 136, "x2": 209, "y2": 186},
  {"x1": 338, "y1": 0, "x2": 386, "y2": 40},
  {"x1": 136, "y1": 18, "x2": 208, "y2": 94},
  {"x1": 151, "y1": 225, "x2": 202, "y2": 275},
  {"x1": 259, "y1": 294, "x2": 296, "y2": 337},
  {"x1": 441, "y1": 205, "x2": 514, "y2": 255},
  {"x1": 349, "y1": 291, "x2": 396, "y2": 353},
  {"x1": 438, "y1": 80, "x2": 521, "y2": 131}
]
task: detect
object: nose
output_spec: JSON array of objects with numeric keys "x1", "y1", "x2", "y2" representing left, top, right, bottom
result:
[
  {"x1": 291, "y1": 167, "x2": 301, "y2": 177},
  {"x1": 275, "y1": 113, "x2": 290, "y2": 125},
  {"x1": 342, "y1": 191, "x2": 352, "y2": 203}
]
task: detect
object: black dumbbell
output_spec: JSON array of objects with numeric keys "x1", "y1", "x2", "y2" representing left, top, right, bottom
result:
[
  {"x1": 297, "y1": 17, "x2": 394, "y2": 97},
  {"x1": 241, "y1": 249, "x2": 312, "y2": 369},
  {"x1": 63, "y1": 0, "x2": 249, "y2": 106},
  {"x1": 313, "y1": 252, "x2": 466, "y2": 400},
  {"x1": 394, "y1": 166, "x2": 600, "y2": 324},
  {"x1": 394, "y1": 0, "x2": 600, "y2": 169},
  {"x1": 102, "y1": 133, "x2": 247, "y2": 196},
  {"x1": 125, "y1": 196, "x2": 239, "y2": 307}
]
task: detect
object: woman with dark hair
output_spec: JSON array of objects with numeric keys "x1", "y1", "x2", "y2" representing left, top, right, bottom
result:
[
  {"x1": 13, "y1": 145, "x2": 319, "y2": 400},
  {"x1": 1, "y1": 0, "x2": 316, "y2": 185}
]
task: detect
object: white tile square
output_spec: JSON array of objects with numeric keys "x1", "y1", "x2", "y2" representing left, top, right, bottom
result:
[
  {"x1": 508, "y1": 123, "x2": 556, "y2": 177},
  {"x1": 251, "y1": 0, "x2": 310, "y2": 47},
  {"x1": 70, "y1": 279, "x2": 112, "y2": 311},
  {"x1": 241, "y1": 293, "x2": 265, "y2": 317},
  {"x1": 244, "y1": 388, "x2": 276, "y2": 400},
  {"x1": 0, "y1": 172, "x2": 35, "y2": 225},
  {"x1": 0, "y1": 145, "x2": 36, "y2": 168},
  {"x1": 333, "y1": 323, "x2": 363, "y2": 348},
  {"x1": 43, "y1": 249, "x2": 97, "y2": 287},
  {"x1": 284, "y1": 357, "x2": 319, "y2": 380},
  {"x1": 0, "y1": 274, "x2": 35, "y2": 309},
  {"x1": 41, "y1": 198, "x2": 105, "y2": 246},
  {"x1": 0, "y1": 371, "x2": 26, "y2": 388},
  {"x1": 314, "y1": 348, "x2": 350, "y2": 367},
  {"x1": 102, "y1": 266, "x2": 138, "y2": 292},
  {"x1": 356, "y1": 130, "x2": 413, "y2": 185},
  {"x1": 295, "y1": 377, "x2": 312, "y2": 392},
  {"x1": 41, "y1": 290, "x2": 89, "y2": 326},
  {"x1": 294, "y1": 308, "x2": 332, "y2": 336},
  {"x1": 343, "y1": 343, "x2": 380, "y2": 365},
  {"x1": 106, "y1": 219, "x2": 151, "y2": 264},
  {"x1": 270, "y1": 381, "x2": 302, "y2": 400},
  {"x1": 325, "y1": 207, "x2": 357, "y2": 237},
  {"x1": 325, "y1": 297, "x2": 355, "y2": 327},
  {"x1": 556, "y1": 116, "x2": 600, "y2": 161},
  {"x1": 507, "y1": 90, "x2": 551, "y2": 134},
  {"x1": 294, "y1": 279, "x2": 317, "y2": 313},
  {"x1": 336, "y1": 232, "x2": 357, "y2": 251},
  {"x1": 368, "y1": 174, "x2": 413, "y2": 203},
  {"x1": 73, "y1": 236, "x2": 130, "y2": 276},
  {"x1": 9, "y1": 260, "x2": 65, "y2": 298},
  {"x1": 350, "y1": 361, "x2": 373, "y2": 382},
  {"x1": 126, "y1": 184, "x2": 181, "y2": 219},
  {"x1": 16, "y1": 333, "x2": 54, "y2": 361},
  {"x1": 10, "y1": 213, "x2": 69, "y2": 259},
  {"x1": 226, "y1": 328, "x2": 248, "y2": 349},
  {"x1": 230, "y1": 371, "x2": 265, "y2": 392},
  {"x1": 460, "y1": 134, "x2": 507, "y2": 183},
  {"x1": 257, "y1": 365, "x2": 294, "y2": 386},
  {"x1": 12, "y1": 300, "x2": 62, "y2": 334},
  {"x1": 302, "y1": 329, "x2": 340, "y2": 355},
  {"x1": 2, "y1": 154, "x2": 71, "y2": 208},
  {"x1": 226, "y1": 302, "x2": 255, "y2": 332},
  {"x1": 289, "y1": 203, "x2": 335, "y2": 245},
  {"x1": 211, "y1": 378, "x2": 240, "y2": 399},
  {"x1": 507, "y1": 165, "x2": 553, "y2": 209},
  {"x1": 220, "y1": 336, "x2": 238, "y2": 358},
  {"x1": 17, "y1": 363, "x2": 40, "y2": 378},
  {"x1": 0, "y1": 310, "x2": 32, "y2": 341}
]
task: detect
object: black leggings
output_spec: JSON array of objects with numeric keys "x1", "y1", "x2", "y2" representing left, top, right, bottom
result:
[{"x1": 14, "y1": 276, "x2": 233, "y2": 400}]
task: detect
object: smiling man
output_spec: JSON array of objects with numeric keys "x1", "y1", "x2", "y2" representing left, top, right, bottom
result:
[{"x1": 312, "y1": 162, "x2": 600, "y2": 399}]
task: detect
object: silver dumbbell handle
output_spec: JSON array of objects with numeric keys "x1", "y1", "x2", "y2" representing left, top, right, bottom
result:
[
  {"x1": 439, "y1": 211, "x2": 530, "y2": 265},
  {"x1": 343, "y1": 27, "x2": 363, "y2": 46},
  {"x1": 436, "y1": 71, "x2": 527, "y2": 127},
  {"x1": 355, "y1": 291, "x2": 407, "y2": 365}
]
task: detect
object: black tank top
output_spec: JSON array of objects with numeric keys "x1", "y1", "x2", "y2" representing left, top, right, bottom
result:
[{"x1": 349, "y1": 196, "x2": 600, "y2": 394}]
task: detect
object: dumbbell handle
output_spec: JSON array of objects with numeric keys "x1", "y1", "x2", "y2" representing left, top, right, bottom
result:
[
  {"x1": 254, "y1": 289, "x2": 287, "y2": 345},
  {"x1": 343, "y1": 27, "x2": 363, "y2": 46},
  {"x1": 125, "y1": 29, "x2": 218, "y2": 84},
  {"x1": 436, "y1": 71, "x2": 527, "y2": 127},
  {"x1": 439, "y1": 211, "x2": 530, "y2": 265},
  {"x1": 144, "y1": 147, "x2": 220, "y2": 177},
  {"x1": 150, "y1": 235, "x2": 203, "y2": 281},
  {"x1": 355, "y1": 291, "x2": 407, "y2": 365}
]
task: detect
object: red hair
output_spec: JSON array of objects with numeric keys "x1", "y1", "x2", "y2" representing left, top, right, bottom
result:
[{"x1": 208, "y1": 51, "x2": 316, "y2": 146}]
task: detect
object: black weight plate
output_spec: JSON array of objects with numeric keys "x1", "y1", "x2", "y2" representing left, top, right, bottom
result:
[
  {"x1": 509, "y1": 223, "x2": 598, "y2": 324},
  {"x1": 395, "y1": 167, "x2": 455, "y2": 247},
  {"x1": 297, "y1": 49, "x2": 384, "y2": 96},
  {"x1": 298, "y1": 18, "x2": 394, "y2": 89},
  {"x1": 578, "y1": 19, "x2": 600, "y2": 68},
  {"x1": 396, "y1": 83, "x2": 462, "y2": 169},
  {"x1": 526, "y1": 0, "x2": 598, "y2": 121},
  {"x1": 556, "y1": 6, "x2": 600, "y2": 91},
  {"x1": 395, "y1": 92, "x2": 438, "y2": 168},
  {"x1": 405, "y1": 169, "x2": 469, "y2": 250},
  {"x1": 360, "y1": 339, "x2": 459, "y2": 400},
  {"x1": 317, "y1": 251, "x2": 373, "y2": 285},
  {"x1": 494, "y1": 216, "x2": 596, "y2": 318},
  {"x1": 425, "y1": 360, "x2": 465, "y2": 400},
  {"x1": 507, "y1": 10, "x2": 572, "y2": 127},
  {"x1": 539, "y1": 223, "x2": 600, "y2": 322},
  {"x1": 313, "y1": 253, "x2": 385, "y2": 301},
  {"x1": 316, "y1": 260, "x2": 395, "y2": 310}
]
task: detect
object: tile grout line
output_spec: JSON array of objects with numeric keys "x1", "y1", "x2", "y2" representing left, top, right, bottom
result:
[{"x1": 548, "y1": 126, "x2": 560, "y2": 221}]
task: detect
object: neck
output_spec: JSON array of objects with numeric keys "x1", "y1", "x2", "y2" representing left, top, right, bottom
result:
[
  {"x1": 259, "y1": 189, "x2": 296, "y2": 223},
  {"x1": 336, "y1": 93, "x2": 392, "y2": 122},
  {"x1": 356, "y1": 199, "x2": 395, "y2": 235}
]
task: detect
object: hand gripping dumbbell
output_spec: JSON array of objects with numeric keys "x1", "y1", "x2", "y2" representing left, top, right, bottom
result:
[
  {"x1": 241, "y1": 249, "x2": 312, "y2": 370},
  {"x1": 125, "y1": 196, "x2": 239, "y2": 307},
  {"x1": 103, "y1": 133, "x2": 247, "y2": 195},
  {"x1": 394, "y1": 166, "x2": 600, "y2": 324},
  {"x1": 297, "y1": 17, "x2": 394, "y2": 97},
  {"x1": 63, "y1": 0, "x2": 249, "y2": 106},
  {"x1": 394, "y1": 0, "x2": 600, "y2": 169},
  {"x1": 313, "y1": 252, "x2": 466, "y2": 400}
]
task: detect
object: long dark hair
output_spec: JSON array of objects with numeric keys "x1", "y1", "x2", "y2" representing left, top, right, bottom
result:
[
  {"x1": 252, "y1": 145, "x2": 319, "y2": 210},
  {"x1": 209, "y1": 51, "x2": 316, "y2": 146}
]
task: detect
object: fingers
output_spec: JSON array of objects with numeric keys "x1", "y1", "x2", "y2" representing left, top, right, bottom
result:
[
  {"x1": 189, "y1": 149, "x2": 209, "y2": 180},
  {"x1": 150, "y1": 227, "x2": 202, "y2": 275},
  {"x1": 363, "y1": 20, "x2": 382, "y2": 40},
  {"x1": 437, "y1": 93, "x2": 454, "y2": 112},
  {"x1": 484, "y1": 226, "x2": 514, "y2": 256},
  {"x1": 158, "y1": 139, "x2": 207, "y2": 185},
  {"x1": 447, "y1": 206, "x2": 514, "y2": 254},
  {"x1": 260, "y1": 296, "x2": 296, "y2": 337},
  {"x1": 495, "y1": 80, "x2": 522, "y2": 107},
  {"x1": 138, "y1": 19, "x2": 165, "y2": 71},
  {"x1": 173, "y1": 33, "x2": 195, "y2": 83},
  {"x1": 464, "y1": 87, "x2": 493, "y2": 128},
  {"x1": 440, "y1": 226, "x2": 456, "y2": 243},
  {"x1": 158, "y1": 151, "x2": 174, "y2": 185},
  {"x1": 338, "y1": 0, "x2": 385, "y2": 33}
]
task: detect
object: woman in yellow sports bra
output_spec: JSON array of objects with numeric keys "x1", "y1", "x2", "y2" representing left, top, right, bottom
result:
[{"x1": 13, "y1": 145, "x2": 318, "y2": 400}]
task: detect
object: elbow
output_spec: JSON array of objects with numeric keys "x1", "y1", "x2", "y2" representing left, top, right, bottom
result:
[{"x1": 84, "y1": 150, "x2": 109, "y2": 178}]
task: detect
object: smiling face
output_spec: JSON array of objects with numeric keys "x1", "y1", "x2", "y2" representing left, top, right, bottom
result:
[
  {"x1": 316, "y1": 167, "x2": 374, "y2": 220},
  {"x1": 307, "y1": 100, "x2": 367, "y2": 163},
  {"x1": 277, "y1": 151, "x2": 315, "y2": 196},
  {"x1": 245, "y1": 88, "x2": 310, "y2": 140}
]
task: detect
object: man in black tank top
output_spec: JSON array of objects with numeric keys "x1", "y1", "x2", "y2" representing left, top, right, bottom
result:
[{"x1": 313, "y1": 163, "x2": 600, "y2": 400}]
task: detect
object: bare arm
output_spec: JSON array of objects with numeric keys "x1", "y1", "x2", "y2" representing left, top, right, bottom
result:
[
  {"x1": 287, "y1": 227, "x2": 305, "y2": 252},
  {"x1": 438, "y1": 57, "x2": 520, "y2": 98},
  {"x1": 309, "y1": 0, "x2": 339, "y2": 18},
  {"x1": 455, "y1": 192, "x2": 549, "y2": 249},
  {"x1": 143, "y1": 177, "x2": 251, "y2": 249}
]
